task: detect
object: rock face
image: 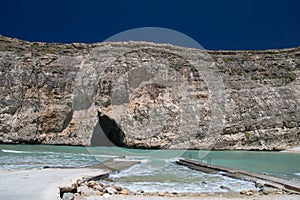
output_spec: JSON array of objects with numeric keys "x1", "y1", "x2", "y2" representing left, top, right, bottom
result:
[{"x1": 0, "y1": 35, "x2": 299, "y2": 150}]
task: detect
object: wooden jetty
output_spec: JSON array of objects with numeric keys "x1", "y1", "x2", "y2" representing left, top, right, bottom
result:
[{"x1": 176, "y1": 159, "x2": 300, "y2": 194}]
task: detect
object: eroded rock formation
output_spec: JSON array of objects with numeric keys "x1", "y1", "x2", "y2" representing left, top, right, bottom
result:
[{"x1": 0, "y1": 36, "x2": 299, "y2": 150}]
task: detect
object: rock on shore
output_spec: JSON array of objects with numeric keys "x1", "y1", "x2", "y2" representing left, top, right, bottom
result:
[
  {"x1": 0, "y1": 35, "x2": 300, "y2": 150},
  {"x1": 62, "y1": 179, "x2": 296, "y2": 200}
]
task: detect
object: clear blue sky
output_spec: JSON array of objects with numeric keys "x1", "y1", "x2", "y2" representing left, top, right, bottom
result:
[{"x1": 0, "y1": 0, "x2": 299, "y2": 50}]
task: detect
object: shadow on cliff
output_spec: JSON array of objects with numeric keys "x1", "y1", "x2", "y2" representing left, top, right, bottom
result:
[{"x1": 91, "y1": 111, "x2": 125, "y2": 147}]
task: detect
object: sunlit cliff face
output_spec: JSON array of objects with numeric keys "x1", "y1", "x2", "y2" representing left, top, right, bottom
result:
[{"x1": 0, "y1": 35, "x2": 299, "y2": 150}]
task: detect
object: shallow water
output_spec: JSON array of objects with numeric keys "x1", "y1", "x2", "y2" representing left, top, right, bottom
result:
[
  {"x1": 104, "y1": 160, "x2": 255, "y2": 193},
  {"x1": 1, "y1": 144, "x2": 299, "y2": 193}
]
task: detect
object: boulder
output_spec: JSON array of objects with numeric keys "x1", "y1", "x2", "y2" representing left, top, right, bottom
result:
[
  {"x1": 76, "y1": 180, "x2": 84, "y2": 186},
  {"x1": 119, "y1": 188, "x2": 130, "y2": 195},
  {"x1": 255, "y1": 181, "x2": 264, "y2": 188},
  {"x1": 261, "y1": 187, "x2": 278, "y2": 195},
  {"x1": 104, "y1": 187, "x2": 117, "y2": 194},
  {"x1": 137, "y1": 189, "x2": 144, "y2": 194},
  {"x1": 62, "y1": 192, "x2": 74, "y2": 200},
  {"x1": 249, "y1": 189, "x2": 257, "y2": 193},
  {"x1": 240, "y1": 190, "x2": 247, "y2": 194},
  {"x1": 77, "y1": 185, "x2": 88, "y2": 194},
  {"x1": 111, "y1": 184, "x2": 122, "y2": 191},
  {"x1": 246, "y1": 191, "x2": 254, "y2": 196},
  {"x1": 93, "y1": 185, "x2": 104, "y2": 192},
  {"x1": 87, "y1": 180, "x2": 98, "y2": 188},
  {"x1": 77, "y1": 185, "x2": 98, "y2": 196},
  {"x1": 157, "y1": 191, "x2": 165, "y2": 196}
]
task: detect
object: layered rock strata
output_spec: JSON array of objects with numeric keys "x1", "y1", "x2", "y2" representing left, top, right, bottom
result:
[{"x1": 0, "y1": 36, "x2": 299, "y2": 150}]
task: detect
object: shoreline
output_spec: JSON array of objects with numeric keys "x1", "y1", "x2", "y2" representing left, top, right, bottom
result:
[
  {"x1": 1, "y1": 146, "x2": 300, "y2": 199},
  {"x1": 2, "y1": 142, "x2": 300, "y2": 152},
  {"x1": 65, "y1": 178, "x2": 300, "y2": 200},
  {"x1": 0, "y1": 168, "x2": 111, "y2": 200},
  {"x1": 281, "y1": 146, "x2": 300, "y2": 154},
  {"x1": 59, "y1": 159, "x2": 300, "y2": 200},
  {"x1": 0, "y1": 166, "x2": 299, "y2": 200}
]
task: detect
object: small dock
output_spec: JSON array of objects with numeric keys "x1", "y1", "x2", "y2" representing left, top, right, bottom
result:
[
  {"x1": 176, "y1": 159, "x2": 300, "y2": 194},
  {"x1": 59, "y1": 157, "x2": 141, "y2": 197},
  {"x1": 44, "y1": 156, "x2": 141, "y2": 173},
  {"x1": 79, "y1": 156, "x2": 141, "y2": 181},
  {"x1": 43, "y1": 156, "x2": 141, "y2": 181},
  {"x1": 91, "y1": 156, "x2": 140, "y2": 171}
]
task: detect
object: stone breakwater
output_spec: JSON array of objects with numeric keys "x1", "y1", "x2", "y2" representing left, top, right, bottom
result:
[
  {"x1": 60, "y1": 178, "x2": 294, "y2": 200},
  {"x1": 0, "y1": 35, "x2": 300, "y2": 150}
]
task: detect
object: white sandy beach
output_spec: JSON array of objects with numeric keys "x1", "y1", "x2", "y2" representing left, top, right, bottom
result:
[{"x1": 0, "y1": 168, "x2": 110, "y2": 200}]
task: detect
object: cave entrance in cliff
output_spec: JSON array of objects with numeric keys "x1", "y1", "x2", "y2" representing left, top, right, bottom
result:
[{"x1": 90, "y1": 111, "x2": 125, "y2": 147}]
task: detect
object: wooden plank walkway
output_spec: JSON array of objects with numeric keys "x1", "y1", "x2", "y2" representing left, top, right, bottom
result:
[{"x1": 176, "y1": 159, "x2": 300, "y2": 194}]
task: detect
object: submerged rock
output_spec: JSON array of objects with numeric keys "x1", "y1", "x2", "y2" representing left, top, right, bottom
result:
[{"x1": 220, "y1": 185, "x2": 230, "y2": 190}]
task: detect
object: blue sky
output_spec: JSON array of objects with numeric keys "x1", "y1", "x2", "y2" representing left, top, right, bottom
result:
[{"x1": 0, "y1": 0, "x2": 299, "y2": 50}]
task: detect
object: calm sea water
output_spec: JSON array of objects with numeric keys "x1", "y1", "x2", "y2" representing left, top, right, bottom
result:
[{"x1": 1, "y1": 144, "x2": 299, "y2": 193}]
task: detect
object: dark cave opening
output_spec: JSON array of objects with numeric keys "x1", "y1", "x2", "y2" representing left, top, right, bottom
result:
[{"x1": 90, "y1": 111, "x2": 125, "y2": 147}]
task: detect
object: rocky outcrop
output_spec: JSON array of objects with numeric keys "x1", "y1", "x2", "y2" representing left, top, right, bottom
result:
[{"x1": 0, "y1": 35, "x2": 299, "y2": 150}]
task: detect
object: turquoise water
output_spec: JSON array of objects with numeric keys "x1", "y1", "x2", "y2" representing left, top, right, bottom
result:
[
  {"x1": 1, "y1": 145, "x2": 300, "y2": 192},
  {"x1": 182, "y1": 150, "x2": 300, "y2": 181}
]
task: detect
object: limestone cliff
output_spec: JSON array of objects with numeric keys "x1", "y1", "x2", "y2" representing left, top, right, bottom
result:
[{"x1": 0, "y1": 36, "x2": 299, "y2": 150}]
